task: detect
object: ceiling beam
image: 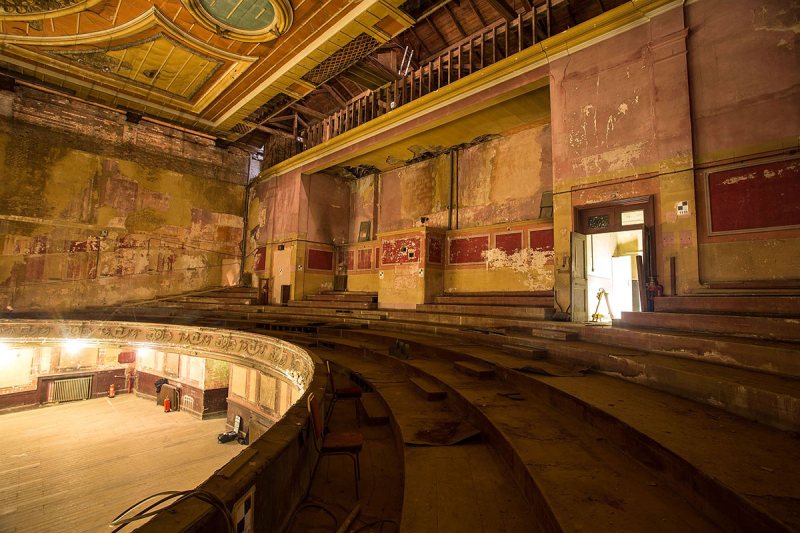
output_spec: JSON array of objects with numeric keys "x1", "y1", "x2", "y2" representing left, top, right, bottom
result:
[
  {"x1": 520, "y1": 0, "x2": 534, "y2": 11},
  {"x1": 416, "y1": 0, "x2": 455, "y2": 23},
  {"x1": 409, "y1": 26, "x2": 432, "y2": 57},
  {"x1": 444, "y1": 3, "x2": 467, "y2": 38},
  {"x1": 466, "y1": 0, "x2": 486, "y2": 27},
  {"x1": 290, "y1": 102, "x2": 326, "y2": 121},
  {"x1": 485, "y1": 0, "x2": 516, "y2": 21},
  {"x1": 254, "y1": 124, "x2": 295, "y2": 140},
  {"x1": 322, "y1": 83, "x2": 346, "y2": 106},
  {"x1": 427, "y1": 17, "x2": 448, "y2": 47}
]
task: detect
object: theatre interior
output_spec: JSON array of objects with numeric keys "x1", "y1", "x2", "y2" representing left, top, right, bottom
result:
[{"x1": 0, "y1": 0, "x2": 798, "y2": 531}]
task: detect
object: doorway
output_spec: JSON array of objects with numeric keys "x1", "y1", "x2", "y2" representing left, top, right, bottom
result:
[
  {"x1": 585, "y1": 230, "x2": 643, "y2": 321},
  {"x1": 572, "y1": 196, "x2": 654, "y2": 322}
]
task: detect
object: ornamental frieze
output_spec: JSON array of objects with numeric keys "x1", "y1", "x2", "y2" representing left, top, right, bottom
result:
[
  {"x1": 0, "y1": 0, "x2": 103, "y2": 19},
  {"x1": 0, "y1": 319, "x2": 314, "y2": 391}
]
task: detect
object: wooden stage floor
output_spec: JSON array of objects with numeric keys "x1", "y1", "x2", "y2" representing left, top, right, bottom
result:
[{"x1": 0, "y1": 394, "x2": 243, "y2": 533}]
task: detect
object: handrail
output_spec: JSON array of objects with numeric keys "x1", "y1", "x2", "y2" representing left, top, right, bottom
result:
[{"x1": 301, "y1": 9, "x2": 545, "y2": 151}]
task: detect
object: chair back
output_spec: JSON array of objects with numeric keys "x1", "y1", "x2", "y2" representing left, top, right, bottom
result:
[
  {"x1": 307, "y1": 392, "x2": 324, "y2": 440},
  {"x1": 326, "y1": 360, "x2": 337, "y2": 391}
]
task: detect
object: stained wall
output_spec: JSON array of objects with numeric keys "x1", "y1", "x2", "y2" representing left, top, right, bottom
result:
[{"x1": 0, "y1": 86, "x2": 247, "y2": 311}]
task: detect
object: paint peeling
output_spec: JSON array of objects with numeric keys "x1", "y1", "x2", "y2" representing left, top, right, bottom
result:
[{"x1": 482, "y1": 247, "x2": 554, "y2": 291}]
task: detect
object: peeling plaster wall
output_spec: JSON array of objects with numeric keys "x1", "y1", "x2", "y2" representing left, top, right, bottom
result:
[
  {"x1": 688, "y1": 0, "x2": 800, "y2": 284},
  {"x1": 550, "y1": 5, "x2": 699, "y2": 306},
  {"x1": 0, "y1": 87, "x2": 246, "y2": 311},
  {"x1": 457, "y1": 124, "x2": 552, "y2": 227}
]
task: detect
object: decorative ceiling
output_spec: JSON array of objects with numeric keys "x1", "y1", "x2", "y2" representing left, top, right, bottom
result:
[{"x1": 0, "y1": 0, "x2": 413, "y2": 138}]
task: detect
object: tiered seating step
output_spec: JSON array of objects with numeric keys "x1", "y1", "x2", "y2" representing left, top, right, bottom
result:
[
  {"x1": 409, "y1": 376, "x2": 447, "y2": 401},
  {"x1": 416, "y1": 304, "x2": 553, "y2": 319},
  {"x1": 453, "y1": 360, "x2": 495, "y2": 379},
  {"x1": 307, "y1": 293, "x2": 377, "y2": 303},
  {"x1": 433, "y1": 295, "x2": 553, "y2": 306},
  {"x1": 618, "y1": 311, "x2": 800, "y2": 342},
  {"x1": 288, "y1": 300, "x2": 377, "y2": 310},
  {"x1": 654, "y1": 296, "x2": 800, "y2": 317},
  {"x1": 529, "y1": 327, "x2": 578, "y2": 341},
  {"x1": 175, "y1": 296, "x2": 255, "y2": 305},
  {"x1": 359, "y1": 393, "x2": 390, "y2": 425}
]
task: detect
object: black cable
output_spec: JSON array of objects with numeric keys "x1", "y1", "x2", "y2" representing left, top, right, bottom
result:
[
  {"x1": 109, "y1": 489, "x2": 234, "y2": 532},
  {"x1": 284, "y1": 501, "x2": 340, "y2": 531},
  {"x1": 351, "y1": 518, "x2": 400, "y2": 532}
]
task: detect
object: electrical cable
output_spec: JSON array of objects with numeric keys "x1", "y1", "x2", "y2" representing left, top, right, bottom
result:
[
  {"x1": 109, "y1": 489, "x2": 234, "y2": 533},
  {"x1": 284, "y1": 501, "x2": 340, "y2": 531}
]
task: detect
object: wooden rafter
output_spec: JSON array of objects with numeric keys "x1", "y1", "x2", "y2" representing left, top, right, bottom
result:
[
  {"x1": 485, "y1": 0, "x2": 516, "y2": 21},
  {"x1": 466, "y1": 0, "x2": 486, "y2": 27},
  {"x1": 409, "y1": 26, "x2": 432, "y2": 56},
  {"x1": 322, "y1": 83, "x2": 346, "y2": 106},
  {"x1": 290, "y1": 102, "x2": 326, "y2": 121},
  {"x1": 254, "y1": 124, "x2": 294, "y2": 139},
  {"x1": 427, "y1": 17, "x2": 448, "y2": 47},
  {"x1": 444, "y1": 3, "x2": 467, "y2": 38}
]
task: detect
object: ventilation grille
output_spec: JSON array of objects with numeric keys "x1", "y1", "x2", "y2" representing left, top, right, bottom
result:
[
  {"x1": 48, "y1": 377, "x2": 92, "y2": 403},
  {"x1": 301, "y1": 33, "x2": 380, "y2": 86},
  {"x1": 182, "y1": 394, "x2": 195, "y2": 411}
]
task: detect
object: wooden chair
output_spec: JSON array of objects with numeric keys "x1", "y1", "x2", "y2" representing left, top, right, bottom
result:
[
  {"x1": 307, "y1": 392, "x2": 364, "y2": 499},
  {"x1": 325, "y1": 360, "x2": 362, "y2": 424}
]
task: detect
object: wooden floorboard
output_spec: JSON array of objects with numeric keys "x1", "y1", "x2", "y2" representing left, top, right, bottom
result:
[{"x1": 0, "y1": 395, "x2": 243, "y2": 533}]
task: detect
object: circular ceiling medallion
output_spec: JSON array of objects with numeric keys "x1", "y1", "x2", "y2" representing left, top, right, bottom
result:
[
  {"x1": 183, "y1": 0, "x2": 292, "y2": 42},
  {"x1": 0, "y1": 0, "x2": 103, "y2": 20}
]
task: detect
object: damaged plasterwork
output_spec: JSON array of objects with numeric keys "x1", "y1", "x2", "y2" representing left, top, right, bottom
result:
[{"x1": 482, "y1": 247, "x2": 554, "y2": 291}]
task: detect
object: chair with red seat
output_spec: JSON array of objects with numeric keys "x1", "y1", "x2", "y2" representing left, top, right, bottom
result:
[
  {"x1": 307, "y1": 392, "x2": 364, "y2": 499},
  {"x1": 325, "y1": 360, "x2": 362, "y2": 424}
]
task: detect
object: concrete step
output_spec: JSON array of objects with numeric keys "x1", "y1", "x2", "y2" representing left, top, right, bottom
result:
[
  {"x1": 433, "y1": 295, "x2": 553, "y2": 306},
  {"x1": 654, "y1": 296, "x2": 800, "y2": 317},
  {"x1": 289, "y1": 300, "x2": 377, "y2": 310},
  {"x1": 416, "y1": 304, "x2": 553, "y2": 318},
  {"x1": 529, "y1": 327, "x2": 578, "y2": 341},
  {"x1": 320, "y1": 290, "x2": 378, "y2": 296},
  {"x1": 453, "y1": 360, "x2": 495, "y2": 379},
  {"x1": 175, "y1": 296, "x2": 255, "y2": 305},
  {"x1": 618, "y1": 311, "x2": 800, "y2": 342},
  {"x1": 306, "y1": 293, "x2": 377, "y2": 303},
  {"x1": 388, "y1": 309, "x2": 554, "y2": 329},
  {"x1": 359, "y1": 393, "x2": 390, "y2": 425},
  {"x1": 580, "y1": 324, "x2": 800, "y2": 378},
  {"x1": 409, "y1": 376, "x2": 448, "y2": 401}
]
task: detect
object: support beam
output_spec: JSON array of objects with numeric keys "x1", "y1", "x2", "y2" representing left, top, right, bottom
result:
[
  {"x1": 427, "y1": 17, "x2": 448, "y2": 47},
  {"x1": 444, "y1": 4, "x2": 467, "y2": 38},
  {"x1": 520, "y1": 0, "x2": 533, "y2": 11},
  {"x1": 416, "y1": 0, "x2": 454, "y2": 23},
  {"x1": 485, "y1": 0, "x2": 516, "y2": 21},
  {"x1": 466, "y1": 0, "x2": 486, "y2": 27},
  {"x1": 409, "y1": 26, "x2": 432, "y2": 57},
  {"x1": 290, "y1": 102, "x2": 326, "y2": 121},
  {"x1": 254, "y1": 124, "x2": 295, "y2": 140},
  {"x1": 322, "y1": 83, "x2": 346, "y2": 106}
]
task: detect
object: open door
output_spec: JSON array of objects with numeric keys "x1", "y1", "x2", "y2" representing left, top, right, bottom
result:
[{"x1": 571, "y1": 232, "x2": 588, "y2": 322}]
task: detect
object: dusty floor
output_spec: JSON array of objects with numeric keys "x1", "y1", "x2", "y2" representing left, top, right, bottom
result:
[{"x1": 0, "y1": 394, "x2": 243, "y2": 533}]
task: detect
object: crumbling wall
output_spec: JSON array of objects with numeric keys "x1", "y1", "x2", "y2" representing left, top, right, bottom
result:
[
  {"x1": 0, "y1": 87, "x2": 247, "y2": 311},
  {"x1": 688, "y1": 0, "x2": 800, "y2": 284}
]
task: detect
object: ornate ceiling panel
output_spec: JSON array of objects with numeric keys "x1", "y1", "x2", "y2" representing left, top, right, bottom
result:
[
  {"x1": 0, "y1": 0, "x2": 103, "y2": 20},
  {"x1": 0, "y1": 0, "x2": 413, "y2": 137}
]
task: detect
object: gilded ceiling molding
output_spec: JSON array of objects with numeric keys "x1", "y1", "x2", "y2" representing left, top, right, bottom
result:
[
  {"x1": 182, "y1": 0, "x2": 293, "y2": 42},
  {"x1": 0, "y1": 0, "x2": 103, "y2": 21},
  {"x1": 0, "y1": 7, "x2": 257, "y2": 113}
]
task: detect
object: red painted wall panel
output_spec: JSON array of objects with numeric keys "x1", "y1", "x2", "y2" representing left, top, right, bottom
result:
[
  {"x1": 346, "y1": 250, "x2": 355, "y2": 270},
  {"x1": 357, "y1": 249, "x2": 372, "y2": 270},
  {"x1": 307, "y1": 249, "x2": 334, "y2": 271},
  {"x1": 708, "y1": 159, "x2": 800, "y2": 232},
  {"x1": 529, "y1": 229, "x2": 554, "y2": 251},
  {"x1": 449, "y1": 236, "x2": 488, "y2": 264},
  {"x1": 495, "y1": 232, "x2": 522, "y2": 255},
  {"x1": 254, "y1": 246, "x2": 266, "y2": 271},
  {"x1": 428, "y1": 236, "x2": 443, "y2": 264},
  {"x1": 381, "y1": 237, "x2": 421, "y2": 265}
]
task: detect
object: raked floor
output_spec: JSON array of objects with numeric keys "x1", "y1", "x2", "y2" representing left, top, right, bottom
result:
[{"x1": 0, "y1": 394, "x2": 243, "y2": 533}]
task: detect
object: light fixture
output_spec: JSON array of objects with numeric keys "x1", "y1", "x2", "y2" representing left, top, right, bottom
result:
[{"x1": 63, "y1": 339, "x2": 87, "y2": 355}]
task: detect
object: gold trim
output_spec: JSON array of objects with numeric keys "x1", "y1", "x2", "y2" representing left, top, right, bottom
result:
[
  {"x1": 0, "y1": 0, "x2": 103, "y2": 21},
  {"x1": 257, "y1": 0, "x2": 682, "y2": 180},
  {"x1": 0, "y1": 8, "x2": 257, "y2": 115},
  {"x1": 182, "y1": 0, "x2": 293, "y2": 42}
]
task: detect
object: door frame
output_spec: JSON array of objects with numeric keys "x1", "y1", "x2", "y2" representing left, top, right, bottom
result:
[{"x1": 573, "y1": 195, "x2": 656, "y2": 315}]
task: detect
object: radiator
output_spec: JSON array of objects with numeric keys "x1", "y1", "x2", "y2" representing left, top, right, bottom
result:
[{"x1": 48, "y1": 377, "x2": 92, "y2": 403}]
